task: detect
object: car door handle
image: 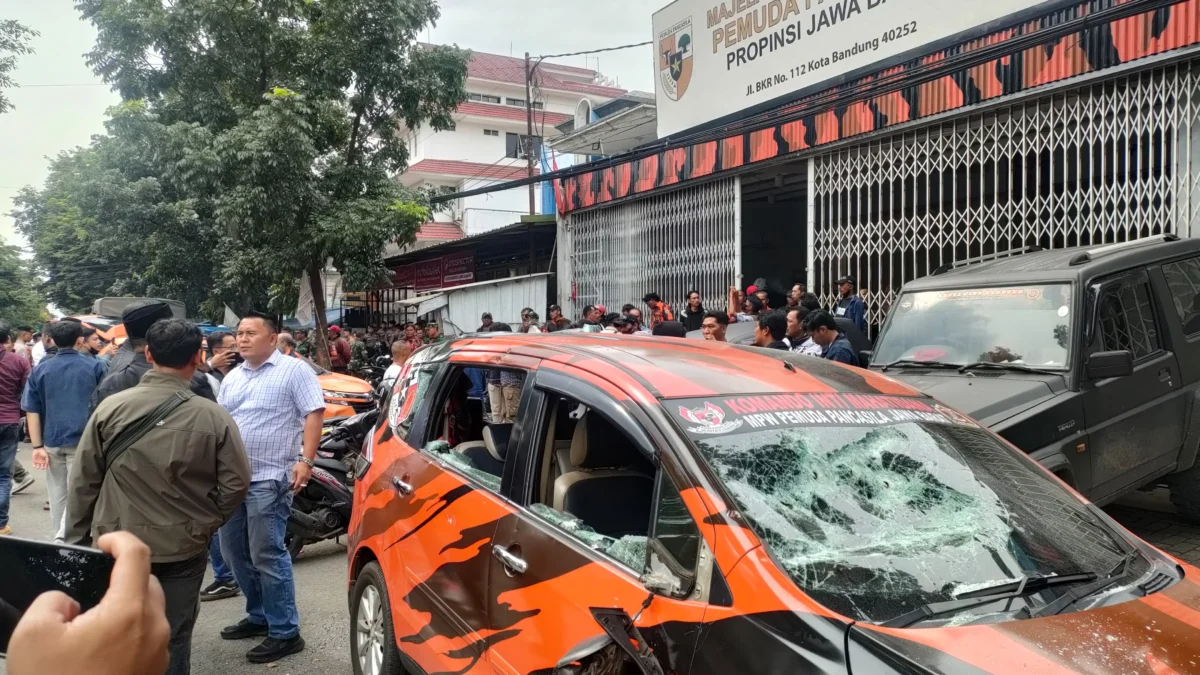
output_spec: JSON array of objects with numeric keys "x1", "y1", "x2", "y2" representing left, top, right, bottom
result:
[
  {"x1": 1159, "y1": 368, "x2": 1172, "y2": 383},
  {"x1": 492, "y1": 544, "x2": 527, "y2": 575},
  {"x1": 391, "y1": 476, "x2": 413, "y2": 496}
]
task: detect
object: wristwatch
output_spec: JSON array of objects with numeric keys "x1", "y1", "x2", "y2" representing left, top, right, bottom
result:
[{"x1": 298, "y1": 456, "x2": 315, "y2": 467}]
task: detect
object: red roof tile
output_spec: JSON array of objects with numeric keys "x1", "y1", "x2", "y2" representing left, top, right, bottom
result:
[
  {"x1": 416, "y1": 222, "x2": 465, "y2": 240},
  {"x1": 406, "y1": 159, "x2": 536, "y2": 181},
  {"x1": 458, "y1": 48, "x2": 626, "y2": 99},
  {"x1": 456, "y1": 101, "x2": 570, "y2": 126}
]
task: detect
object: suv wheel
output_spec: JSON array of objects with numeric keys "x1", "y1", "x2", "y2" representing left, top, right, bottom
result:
[
  {"x1": 1168, "y1": 467, "x2": 1200, "y2": 524},
  {"x1": 351, "y1": 562, "x2": 405, "y2": 675}
]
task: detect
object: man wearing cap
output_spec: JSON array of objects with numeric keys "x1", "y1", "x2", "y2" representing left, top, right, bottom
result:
[
  {"x1": 326, "y1": 325, "x2": 351, "y2": 373},
  {"x1": 834, "y1": 275, "x2": 868, "y2": 335},
  {"x1": 477, "y1": 313, "x2": 493, "y2": 332},
  {"x1": 91, "y1": 301, "x2": 216, "y2": 411},
  {"x1": 546, "y1": 305, "x2": 570, "y2": 331}
]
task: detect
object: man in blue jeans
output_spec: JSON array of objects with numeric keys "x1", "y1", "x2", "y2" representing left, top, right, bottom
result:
[
  {"x1": 218, "y1": 312, "x2": 324, "y2": 664},
  {"x1": 0, "y1": 325, "x2": 32, "y2": 536}
]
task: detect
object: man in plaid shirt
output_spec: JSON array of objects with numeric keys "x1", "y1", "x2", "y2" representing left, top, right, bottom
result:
[{"x1": 216, "y1": 312, "x2": 325, "y2": 664}]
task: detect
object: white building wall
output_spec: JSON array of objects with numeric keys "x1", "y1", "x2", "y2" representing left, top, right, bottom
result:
[{"x1": 462, "y1": 179, "x2": 539, "y2": 235}]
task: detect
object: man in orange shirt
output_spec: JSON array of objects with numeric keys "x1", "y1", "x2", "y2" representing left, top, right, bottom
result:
[{"x1": 641, "y1": 293, "x2": 675, "y2": 329}]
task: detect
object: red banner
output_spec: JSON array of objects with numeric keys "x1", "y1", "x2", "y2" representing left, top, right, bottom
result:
[
  {"x1": 414, "y1": 259, "x2": 443, "y2": 292},
  {"x1": 391, "y1": 264, "x2": 414, "y2": 288},
  {"x1": 442, "y1": 252, "x2": 475, "y2": 287}
]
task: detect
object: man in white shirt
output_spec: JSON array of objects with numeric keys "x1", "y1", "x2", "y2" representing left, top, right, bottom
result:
[
  {"x1": 216, "y1": 312, "x2": 324, "y2": 664},
  {"x1": 380, "y1": 340, "x2": 411, "y2": 391}
]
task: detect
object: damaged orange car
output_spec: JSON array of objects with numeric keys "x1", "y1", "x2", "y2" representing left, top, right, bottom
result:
[{"x1": 347, "y1": 333, "x2": 1200, "y2": 675}]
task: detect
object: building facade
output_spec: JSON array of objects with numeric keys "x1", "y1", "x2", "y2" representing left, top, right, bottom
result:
[
  {"x1": 400, "y1": 48, "x2": 624, "y2": 236},
  {"x1": 553, "y1": 0, "x2": 1200, "y2": 332}
]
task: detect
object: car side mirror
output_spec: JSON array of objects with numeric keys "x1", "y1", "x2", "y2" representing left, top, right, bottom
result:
[
  {"x1": 1086, "y1": 350, "x2": 1133, "y2": 379},
  {"x1": 639, "y1": 570, "x2": 683, "y2": 598}
]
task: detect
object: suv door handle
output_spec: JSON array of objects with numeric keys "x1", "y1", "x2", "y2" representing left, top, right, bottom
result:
[
  {"x1": 1159, "y1": 368, "x2": 1172, "y2": 383},
  {"x1": 492, "y1": 544, "x2": 527, "y2": 575},
  {"x1": 391, "y1": 476, "x2": 413, "y2": 496}
]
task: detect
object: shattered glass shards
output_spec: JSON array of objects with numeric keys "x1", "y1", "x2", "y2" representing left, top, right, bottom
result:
[
  {"x1": 530, "y1": 504, "x2": 647, "y2": 570},
  {"x1": 425, "y1": 441, "x2": 502, "y2": 492},
  {"x1": 695, "y1": 424, "x2": 1023, "y2": 623}
]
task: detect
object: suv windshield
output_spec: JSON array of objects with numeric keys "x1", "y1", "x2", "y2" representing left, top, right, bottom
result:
[
  {"x1": 670, "y1": 393, "x2": 1135, "y2": 626},
  {"x1": 874, "y1": 284, "x2": 1073, "y2": 369}
]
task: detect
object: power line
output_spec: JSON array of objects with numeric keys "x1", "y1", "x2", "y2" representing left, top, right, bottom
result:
[{"x1": 535, "y1": 41, "x2": 652, "y2": 60}]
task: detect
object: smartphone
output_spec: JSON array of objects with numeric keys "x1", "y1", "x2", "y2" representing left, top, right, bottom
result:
[
  {"x1": 0, "y1": 536, "x2": 114, "y2": 655},
  {"x1": 229, "y1": 352, "x2": 245, "y2": 366}
]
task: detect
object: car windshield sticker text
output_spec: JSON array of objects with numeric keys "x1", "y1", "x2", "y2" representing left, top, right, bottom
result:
[{"x1": 673, "y1": 393, "x2": 975, "y2": 437}]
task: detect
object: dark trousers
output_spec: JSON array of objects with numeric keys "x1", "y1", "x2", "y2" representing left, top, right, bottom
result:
[{"x1": 153, "y1": 553, "x2": 208, "y2": 675}]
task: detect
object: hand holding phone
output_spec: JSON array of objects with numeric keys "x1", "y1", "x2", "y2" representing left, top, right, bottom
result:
[{"x1": 4, "y1": 533, "x2": 170, "y2": 675}]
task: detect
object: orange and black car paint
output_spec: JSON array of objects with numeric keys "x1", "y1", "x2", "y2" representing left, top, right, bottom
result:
[
  {"x1": 559, "y1": 0, "x2": 1200, "y2": 213},
  {"x1": 348, "y1": 334, "x2": 1200, "y2": 675}
]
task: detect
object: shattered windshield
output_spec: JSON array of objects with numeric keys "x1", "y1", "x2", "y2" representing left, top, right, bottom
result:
[
  {"x1": 873, "y1": 284, "x2": 1073, "y2": 369},
  {"x1": 671, "y1": 393, "x2": 1132, "y2": 625}
]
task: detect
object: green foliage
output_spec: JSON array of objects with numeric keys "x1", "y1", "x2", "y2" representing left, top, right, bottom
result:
[
  {"x1": 17, "y1": 0, "x2": 468, "y2": 332},
  {"x1": 0, "y1": 244, "x2": 48, "y2": 326},
  {"x1": 0, "y1": 20, "x2": 38, "y2": 115}
]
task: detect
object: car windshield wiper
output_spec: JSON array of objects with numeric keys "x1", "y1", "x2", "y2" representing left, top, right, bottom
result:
[
  {"x1": 881, "y1": 572, "x2": 1098, "y2": 628},
  {"x1": 880, "y1": 359, "x2": 961, "y2": 372},
  {"x1": 958, "y1": 361, "x2": 1058, "y2": 375},
  {"x1": 1026, "y1": 551, "x2": 1138, "y2": 619}
]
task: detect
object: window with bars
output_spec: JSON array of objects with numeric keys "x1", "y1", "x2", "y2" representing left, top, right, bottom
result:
[
  {"x1": 483, "y1": 129, "x2": 499, "y2": 136},
  {"x1": 468, "y1": 93, "x2": 501, "y2": 104},
  {"x1": 1097, "y1": 275, "x2": 1160, "y2": 360},
  {"x1": 1162, "y1": 257, "x2": 1200, "y2": 335},
  {"x1": 506, "y1": 97, "x2": 525, "y2": 107}
]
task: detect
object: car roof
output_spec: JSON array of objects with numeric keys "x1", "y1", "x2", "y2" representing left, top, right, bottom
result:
[
  {"x1": 903, "y1": 235, "x2": 1200, "y2": 290},
  {"x1": 434, "y1": 332, "x2": 918, "y2": 399}
]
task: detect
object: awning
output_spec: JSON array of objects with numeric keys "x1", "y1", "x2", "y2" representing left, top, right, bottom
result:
[{"x1": 396, "y1": 293, "x2": 448, "y2": 317}]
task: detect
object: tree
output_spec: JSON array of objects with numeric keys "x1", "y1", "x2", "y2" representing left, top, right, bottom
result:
[
  {"x1": 0, "y1": 20, "x2": 38, "y2": 115},
  {"x1": 0, "y1": 244, "x2": 48, "y2": 327},
  {"x1": 13, "y1": 101, "x2": 252, "y2": 317},
  {"x1": 76, "y1": 0, "x2": 470, "y2": 364}
]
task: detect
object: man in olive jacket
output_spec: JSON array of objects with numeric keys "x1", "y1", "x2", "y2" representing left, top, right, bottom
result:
[{"x1": 65, "y1": 318, "x2": 250, "y2": 675}]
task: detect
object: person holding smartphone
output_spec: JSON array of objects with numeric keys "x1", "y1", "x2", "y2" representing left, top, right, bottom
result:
[
  {"x1": 6, "y1": 532, "x2": 171, "y2": 675},
  {"x1": 90, "y1": 302, "x2": 216, "y2": 412}
]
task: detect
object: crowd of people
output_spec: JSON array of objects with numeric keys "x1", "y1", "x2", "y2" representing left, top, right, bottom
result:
[
  {"x1": 1, "y1": 301, "x2": 326, "y2": 673},
  {"x1": 467, "y1": 275, "x2": 870, "y2": 367}
]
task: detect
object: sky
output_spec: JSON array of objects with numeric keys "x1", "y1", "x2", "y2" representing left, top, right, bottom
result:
[{"x1": 0, "y1": 0, "x2": 663, "y2": 247}]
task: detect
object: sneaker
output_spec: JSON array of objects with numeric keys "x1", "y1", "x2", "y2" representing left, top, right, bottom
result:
[
  {"x1": 0, "y1": 525, "x2": 10, "y2": 536},
  {"x1": 220, "y1": 618, "x2": 269, "y2": 640},
  {"x1": 10, "y1": 475, "x2": 34, "y2": 495},
  {"x1": 199, "y1": 580, "x2": 239, "y2": 602},
  {"x1": 246, "y1": 636, "x2": 305, "y2": 663}
]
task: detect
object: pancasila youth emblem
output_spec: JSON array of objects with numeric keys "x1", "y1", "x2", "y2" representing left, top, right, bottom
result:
[{"x1": 658, "y1": 18, "x2": 693, "y2": 102}]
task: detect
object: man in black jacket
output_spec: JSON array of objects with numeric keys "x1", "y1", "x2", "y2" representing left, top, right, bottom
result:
[{"x1": 90, "y1": 301, "x2": 215, "y2": 412}]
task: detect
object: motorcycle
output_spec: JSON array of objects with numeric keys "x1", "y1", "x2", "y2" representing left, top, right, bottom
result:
[
  {"x1": 360, "y1": 355, "x2": 392, "y2": 388},
  {"x1": 285, "y1": 409, "x2": 378, "y2": 560}
]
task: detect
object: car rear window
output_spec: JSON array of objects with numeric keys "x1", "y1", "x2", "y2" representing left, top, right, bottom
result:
[{"x1": 669, "y1": 393, "x2": 1134, "y2": 626}]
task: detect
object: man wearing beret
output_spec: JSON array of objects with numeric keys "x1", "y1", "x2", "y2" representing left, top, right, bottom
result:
[{"x1": 90, "y1": 301, "x2": 216, "y2": 411}]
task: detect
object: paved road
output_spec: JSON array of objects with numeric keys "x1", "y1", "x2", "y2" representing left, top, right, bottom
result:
[
  {"x1": 2, "y1": 444, "x2": 1200, "y2": 674},
  {"x1": 0, "y1": 444, "x2": 350, "y2": 675}
]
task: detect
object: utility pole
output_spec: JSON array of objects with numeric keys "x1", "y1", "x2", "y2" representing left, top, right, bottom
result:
[{"x1": 524, "y1": 51, "x2": 536, "y2": 215}]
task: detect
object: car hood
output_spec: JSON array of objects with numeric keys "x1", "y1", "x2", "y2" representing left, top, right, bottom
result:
[
  {"x1": 318, "y1": 372, "x2": 372, "y2": 395},
  {"x1": 847, "y1": 569, "x2": 1200, "y2": 674},
  {"x1": 878, "y1": 371, "x2": 1062, "y2": 427}
]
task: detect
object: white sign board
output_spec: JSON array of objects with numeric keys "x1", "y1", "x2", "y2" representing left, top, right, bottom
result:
[
  {"x1": 296, "y1": 270, "x2": 315, "y2": 327},
  {"x1": 652, "y1": 0, "x2": 1054, "y2": 137}
]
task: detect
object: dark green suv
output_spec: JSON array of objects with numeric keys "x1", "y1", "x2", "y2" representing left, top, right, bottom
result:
[{"x1": 870, "y1": 234, "x2": 1200, "y2": 519}]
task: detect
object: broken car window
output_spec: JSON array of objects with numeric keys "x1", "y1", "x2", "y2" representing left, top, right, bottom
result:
[
  {"x1": 670, "y1": 393, "x2": 1135, "y2": 626},
  {"x1": 530, "y1": 503, "x2": 648, "y2": 571}
]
